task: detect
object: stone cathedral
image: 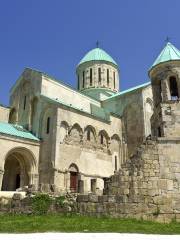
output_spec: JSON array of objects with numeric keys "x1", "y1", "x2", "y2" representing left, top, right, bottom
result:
[{"x1": 0, "y1": 41, "x2": 180, "y2": 204}]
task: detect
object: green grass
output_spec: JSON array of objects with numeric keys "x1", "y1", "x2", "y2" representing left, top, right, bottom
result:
[{"x1": 0, "y1": 214, "x2": 180, "y2": 234}]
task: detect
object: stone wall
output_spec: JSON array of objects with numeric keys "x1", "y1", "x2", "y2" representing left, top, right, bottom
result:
[
  {"x1": 76, "y1": 139, "x2": 180, "y2": 223},
  {"x1": 0, "y1": 106, "x2": 9, "y2": 123}
]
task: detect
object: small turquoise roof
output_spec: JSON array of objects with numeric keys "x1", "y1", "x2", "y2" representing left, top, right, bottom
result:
[
  {"x1": 0, "y1": 122, "x2": 39, "y2": 141},
  {"x1": 78, "y1": 47, "x2": 118, "y2": 66},
  {"x1": 150, "y1": 42, "x2": 180, "y2": 70}
]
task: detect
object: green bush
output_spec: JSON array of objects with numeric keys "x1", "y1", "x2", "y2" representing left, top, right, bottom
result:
[
  {"x1": 32, "y1": 194, "x2": 52, "y2": 215},
  {"x1": 55, "y1": 196, "x2": 66, "y2": 208}
]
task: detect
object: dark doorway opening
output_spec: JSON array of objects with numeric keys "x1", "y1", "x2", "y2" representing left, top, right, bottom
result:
[
  {"x1": 70, "y1": 172, "x2": 78, "y2": 192},
  {"x1": 170, "y1": 77, "x2": 179, "y2": 100},
  {"x1": 16, "y1": 174, "x2": 20, "y2": 189}
]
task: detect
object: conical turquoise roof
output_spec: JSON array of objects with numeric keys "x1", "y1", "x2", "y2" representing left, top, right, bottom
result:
[
  {"x1": 150, "y1": 42, "x2": 180, "y2": 69},
  {"x1": 78, "y1": 47, "x2": 118, "y2": 66}
]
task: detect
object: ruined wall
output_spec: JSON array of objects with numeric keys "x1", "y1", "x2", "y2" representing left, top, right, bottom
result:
[{"x1": 77, "y1": 139, "x2": 180, "y2": 222}]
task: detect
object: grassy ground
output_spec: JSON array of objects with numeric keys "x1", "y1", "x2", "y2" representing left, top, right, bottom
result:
[{"x1": 0, "y1": 214, "x2": 180, "y2": 234}]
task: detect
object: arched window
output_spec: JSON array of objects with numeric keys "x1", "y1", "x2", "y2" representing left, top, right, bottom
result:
[
  {"x1": 90, "y1": 68, "x2": 92, "y2": 86},
  {"x1": 115, "y1": 156, "x2": 117, "y2": 171},
  {"x1": 98, "y1": 68, "x2": 101, "y2": 84},
  {"x1": 83, "y1": 71, "x2": 85, "y2": 88},
  {"x1": 107, "y1": 69, "x2": 109, "y2": 86},
  {"x1": 100, "y1": 134, "x2": 104, "y2": 144},
  {"x1": 87, "y1": 130, "x2": 90, "y2": 141},
  {"x1": 113, "y1": 72, "x2": 116, "y2": 89},
  {"x1": 23, "y1": 96, "x2": 27, "y2": 110},
  {"x1": 169, "y1": 76, "x2": 179, "y2": 100},
  {"x1": 46, "y1": 117, "x2": 50, "y2": 134},
  {"x1": 157, "y1": 127, "x2": 161, "y2": 137}
]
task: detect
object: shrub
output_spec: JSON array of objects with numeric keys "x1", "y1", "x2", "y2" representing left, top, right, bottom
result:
[
  {"x1": 55, "y1": 196, "x2": 66, "y2": 208},
  {"x1": 32, "y1": 194, "x2": 52, "y2": 215}
]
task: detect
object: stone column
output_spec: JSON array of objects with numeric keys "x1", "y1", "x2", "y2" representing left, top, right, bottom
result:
[
  {"x1": 66, "y1": 172, "x2": 71, "y2": 192},
  {"x1": 31, "y1": 173, "x2": 39, "y2": 190},
  {"x1": 0, "y1": 168, "x2": 4, "y2": 190}
]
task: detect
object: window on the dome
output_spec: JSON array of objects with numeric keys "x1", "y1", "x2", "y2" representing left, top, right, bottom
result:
[
  {"x1": 107, "y1": 69, "x2": 109, "y2": 86},
  {"x1": 90, "y1": 68, "x2": 92, "y2": 86},
  {"x1": 113, "y1": 72, "x2": 116, "y2": 89},
  {"x1": 98, "y1": 68, "x2": 101, "y2": 84}
]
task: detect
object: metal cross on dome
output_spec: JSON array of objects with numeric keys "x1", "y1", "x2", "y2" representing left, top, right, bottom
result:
[
  {"x1": 165, "y1": 36, "x2": 171, "y2": 43},
  {"x1": 96, "y1": 41, "x2": 99, "y2": 48}
]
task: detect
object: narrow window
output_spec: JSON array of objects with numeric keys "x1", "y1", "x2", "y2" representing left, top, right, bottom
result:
[
  {"x1": 157, "y1": 127, "x2": 161, "y2": 137},
  {"x1": 113, "y1": 72, "x2": 116, "y2": 89},
  {"x1": 107, "y1": 69, "x2": 109, "y2": 86},
  {"x1": 90, "y1": 68, "x2": 92, "y2": 86},
  {"x1": 169, "y1": 76, "x2": 179, "y2": 100},
  {"x1": 100, "y1": 134, "x2": 104, "y2": 144},
  {"x1": 115, "y1": 156, "x2": 117, "y2": 171},
  {"x1": 87, "y1": 130, "x2": 90, "y2": 141},
  {"x1": 23, "y1": 96, "x2": 26, "y2": 110},
  {"x1": 83, "y1": 71, "x2": 85, "y2": 88},
  {"x1": 91, "y1": 179, "x2": 96, "y2": 193},
  {"x1": 98, "y1": 68, "x2": 101, "y2": 84},
  {"x1": 46, "y1": 117, "x2": 50, "y2": 134}
]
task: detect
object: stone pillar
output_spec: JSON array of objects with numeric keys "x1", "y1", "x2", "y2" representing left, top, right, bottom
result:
[
  {"x1": 66, "y1": 172, "x2": 71, "y2": 192},
  {"x1": 161, "y1": 80, "x2": 169, "y2": 101},
  {"x1": 0, "y1": 168, "x2": 4, "y2": 190},
  {"x1": 31, "y1": 173, "x2": 39, "y2": 190}
]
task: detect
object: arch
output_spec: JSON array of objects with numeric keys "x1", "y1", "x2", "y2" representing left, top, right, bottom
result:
[
  {"x1": 68, "y1": 163, "x2": 79, "y2": 173},
  {"x1": 9, "y1": 108, "x2": 17, "y2": 124},
  {"x1": 169, "y1": 76, "x2": 179, "y2": 100},
  {"x1": 60, "y1": 121, "x2": 69, "y2": 129},
  {"x1": 68, "y1": 163, "x2": 79, "y2": 192},
  {"x1": 111, "y1": 134, "x2": 120, "y2": 153},
  {"x1": 111, "y1": 134, "x2": 120, "y2": 142},
  {"x1": 84, "y1": 125, "x2": 96, "y2": 141},
  {"x1": 40, "y1": 107, "x2": 54, "y2": 137},
  {"x1": 98, "y1": 130, "x2": 110, "y2": 145},
  {"x1": 70, "y1": 123, "x2": 83, "y2": 135},
  {"x1": 60, "y1": 121, "x2": 69, "y2": 143},
  {"x1": 67, "y1": 123, "x2": 83, "y2": 143},
  {"x1": 1, "y1": 147, "x2": 38, "y2": 191}
]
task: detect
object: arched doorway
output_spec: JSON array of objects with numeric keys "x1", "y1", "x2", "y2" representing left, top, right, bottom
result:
[
  {"x1": 1, "y1": 148, "x2": 37, "y2": 191},
  {"x1": 69, "y1": 164, "x2": 79, "y2": 192}
]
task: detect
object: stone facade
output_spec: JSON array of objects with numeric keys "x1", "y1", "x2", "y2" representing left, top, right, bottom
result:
[
  {"x1": 0, "y1": 46, "x2": 153, "y2": 195},
  {"x1": 76, "y1": 43, "x2": 180, "y2": 222}
]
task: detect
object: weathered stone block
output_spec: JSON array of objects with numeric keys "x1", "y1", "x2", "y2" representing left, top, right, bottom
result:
[
  {"x1": 76, "y1": 195, "x2": 89, "y2": 202},
  {"x1": 12, "y1": 193, "x2": 22, "y2": 200},
  {"x1": 88, "y1": 194, "x2": 98, "y2": 203},
  {"x1": 115, "y1": 195, "x2": 124, "y2": 203},
  {"x1": 108, "y1": 195, "x2": 116, "y2": 203}
]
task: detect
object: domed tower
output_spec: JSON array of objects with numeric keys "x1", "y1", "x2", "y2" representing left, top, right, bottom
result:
[
  {"x1": 149, "y1": 42, "x2": 180, "y2": 138},
  {"x1": 76, "y1": 46, "x2": 119, "y2": 100}
]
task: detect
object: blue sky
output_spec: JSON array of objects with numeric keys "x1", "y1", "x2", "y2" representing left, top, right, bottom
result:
[{"x1": 0, "y1": 0, "x2": 179, "y2": 105}]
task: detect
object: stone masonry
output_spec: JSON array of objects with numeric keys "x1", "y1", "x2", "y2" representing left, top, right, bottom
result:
[{"x1": 77, "y1": 138, "x2": 180, "y2": 223}]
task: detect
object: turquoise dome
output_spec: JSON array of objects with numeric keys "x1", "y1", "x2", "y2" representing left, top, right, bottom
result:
[
  {"x1": 150, "y1": 42, "x2": 180, "y2": 70},
  {"x1": 78, "y1": 47, "x2": 118, "y2": 66}
]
